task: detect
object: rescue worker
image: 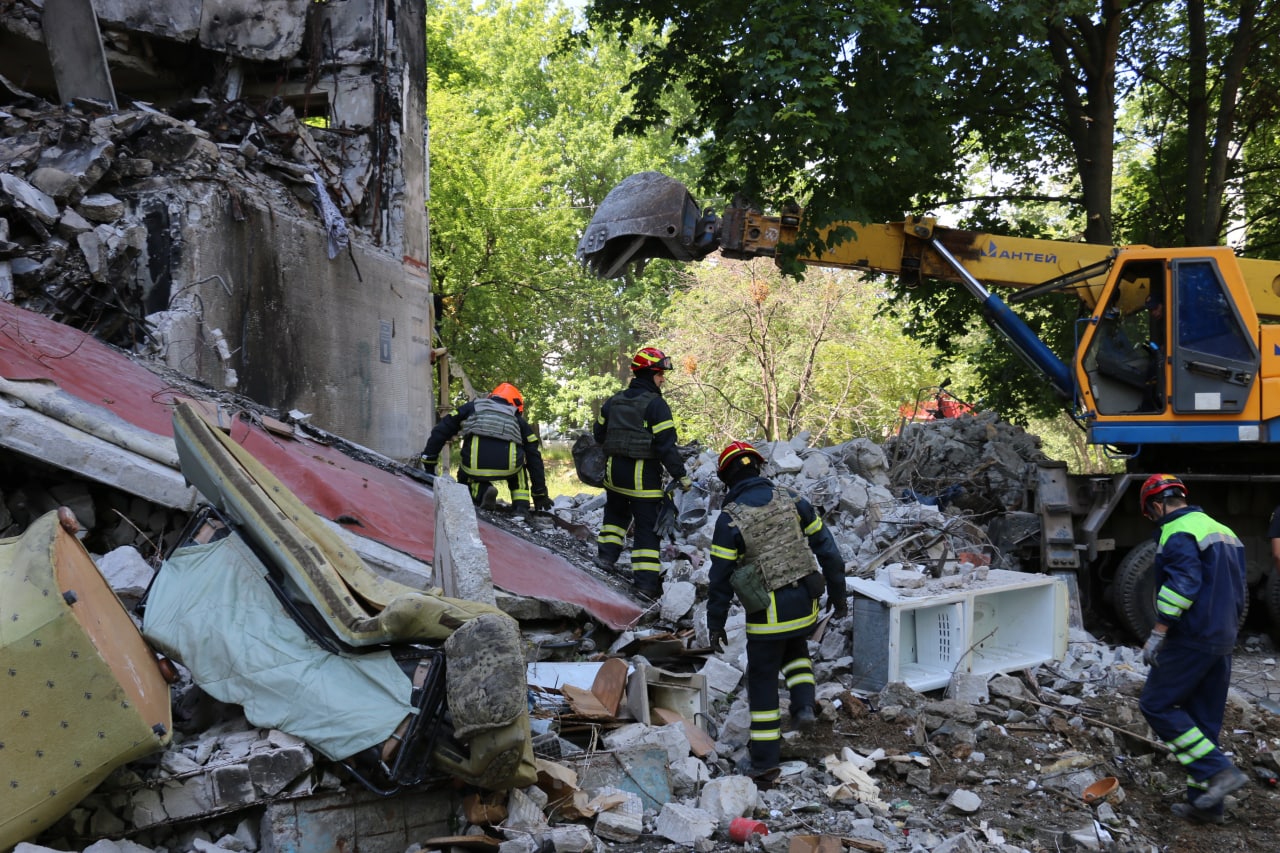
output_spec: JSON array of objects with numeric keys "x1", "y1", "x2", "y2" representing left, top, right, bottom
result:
[
  {"x1": 706, "y1": 441, "x2": 847, "y2": 781},
  {"x1": 420, "y1": 383, "x2": 551, "y2": 513},
  {"x1": 593, "y1": 347, "x2": 690, "y2": 596},
  {"x1": 1136, "y1": 474, "x2": 1248, "y2": 824}
]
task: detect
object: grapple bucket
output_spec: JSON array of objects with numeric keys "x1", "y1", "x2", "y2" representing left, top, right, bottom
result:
[{"x1": 577, "y1": 171, "x2": 719, "y2": 278}]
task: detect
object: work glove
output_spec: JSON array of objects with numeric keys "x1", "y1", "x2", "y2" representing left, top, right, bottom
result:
[
  {"x1": 533, "y1": 494, "x2": 554, "y2": 512},
  {"x1": 420, "y1": 455, "x2": 438, "y2": 475},
  {"x1": 678, "y1": 476, "x2": 694, "y2": 491},
  {"x1": 709, "y1": 627, "x2": 727, "y2": 654},
  {"x1": 1141, "y1": 628, "x2": 1166, "y2": 667}
]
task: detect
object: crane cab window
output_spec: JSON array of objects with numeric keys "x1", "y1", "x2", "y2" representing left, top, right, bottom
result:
[
  {"x1": 1084, "y1": 260, "x2": 1165, "y2": 414},
  {"x1": 1175, "y1": 261, "x2": 1254, "y2": 362}
]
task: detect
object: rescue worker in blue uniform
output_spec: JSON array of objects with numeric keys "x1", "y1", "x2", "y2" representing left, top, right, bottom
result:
[
  {"x1": 421, "y1": 383, "x2": 551, "y2": 512},
  {"x1": 593, "y1": 347, "x2": 690, "y2": 597},
  {"x1": 1136, "y1": 474, "x2": 1248, "y2": 824},
  {"x1": 706, "y1": 441, "x2": 848, "y2": 782}
]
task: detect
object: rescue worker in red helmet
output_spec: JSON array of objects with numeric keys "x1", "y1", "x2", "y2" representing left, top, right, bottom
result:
[
  {"x1": 421, "y1": 382, "x2": 551, "y2": 512},
  {"x1": 593, "y1": 347, "x2": 690, "y2": 596},
  {"x1": 706, "y1": 440, "x2": 848, "y2": 783},
  {"x1": 1135, "y1": 473, "x2": 1248, "y2": 824}
]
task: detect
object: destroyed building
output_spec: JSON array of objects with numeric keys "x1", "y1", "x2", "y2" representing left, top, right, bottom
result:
[{"x1": 0, "y1": 0, "x2": 433, "y2": 460}]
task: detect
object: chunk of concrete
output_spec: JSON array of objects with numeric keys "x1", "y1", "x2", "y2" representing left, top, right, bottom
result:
[
  {"x1": 1, "y1": 173, "x2": 60, "y2": 223},
  {"x1": 698, "y1": 775, "x2": 758, "y2": 829},
  {"x1": 592, "y1": 788, "x2": 643, "y2": 842},
  {"x1": 78, "y1": 192, "x2": 125, "y2": 222},
  {"x1": 659, "y1": 579, "x2": 697, "y2": 621},
  {"x1": 655, "y1": 802, "x2": 716, "y2": 845},
  {"x1": 96, "y1": 545, "x2": 154, "y2": 601}
]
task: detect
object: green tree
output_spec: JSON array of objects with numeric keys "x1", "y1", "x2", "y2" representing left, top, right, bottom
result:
[
  {"x1": 427, "y1": 0, "x2": 701, "y2": 427},
  {"x1": 658, "y1": 260, "x2": 942, "y2": 446}
]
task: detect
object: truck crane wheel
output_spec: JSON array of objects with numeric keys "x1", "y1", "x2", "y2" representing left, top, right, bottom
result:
[
  {"x1": 1267, "y1": 572, "x2": 1280, "y2": 645},
  {"x1": 1114, "y1": 540, "x2": 1159, "y2": 640},
  {"x1": 1115, "y1": 538, "x2": 1253, "y2": 641}
]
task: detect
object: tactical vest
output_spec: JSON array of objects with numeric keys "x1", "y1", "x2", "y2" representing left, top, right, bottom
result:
[
  {"x1": 727, "y1": 489, "x2": 814, "y2": 591},
  {"x1": 461, "y1": 398, "x2": 524, "y2": 444},
  {"x1": 601, "y1": 391, "x2": 658, "y2": 459}
]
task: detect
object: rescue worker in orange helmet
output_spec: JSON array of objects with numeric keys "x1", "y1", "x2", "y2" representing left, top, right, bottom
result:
[
  {"x1": 1135, "y1": 474, "x2": 1248, "y2": 824},
  {"x1": 421, "y1": 383, "x2": 551, "y2": 512},
  {"x1": 593, "y1": 347, "x2": 691, "y2": 597},
  {"x1": 706, "y1": 440, "x2": 847, "y2": 782}
]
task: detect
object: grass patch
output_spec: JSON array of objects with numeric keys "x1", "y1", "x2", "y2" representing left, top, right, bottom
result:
[{"x1": 542, "y1": 439, "x2": 601, "y2": 499}]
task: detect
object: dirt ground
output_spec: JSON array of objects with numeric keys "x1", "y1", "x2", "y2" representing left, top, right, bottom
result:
[{"x1": 780, "y1": 675, "x2": 1280, "y2": 852}]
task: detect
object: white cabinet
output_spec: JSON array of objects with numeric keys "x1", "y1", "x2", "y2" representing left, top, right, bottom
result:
[{"x1": 847, "y1": 569, "x2": 1068, "y2": 693}]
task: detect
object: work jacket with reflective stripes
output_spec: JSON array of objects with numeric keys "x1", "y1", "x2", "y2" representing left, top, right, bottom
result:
[
  {"x1": 422, "y1": 398, "x2": 547, "y2": 494},
  {"x1": 707, "y1": 476, "x2": 847, "y2": 639},
  {"x1": 592, "y1": 374, "x2": 686, "y2": 499},
  {"x1": 1154, "y1": 505, "x2": 1247, "y2": 655}
]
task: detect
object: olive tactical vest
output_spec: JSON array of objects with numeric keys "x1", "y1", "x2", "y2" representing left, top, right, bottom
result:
[
  {"x1": 601, "y1": 391, "x2": 658, "y2": 459},
  {"x1": 461, "y1": 398, "x2": 524, "y2": 444},
  {"x1": 726, "y1": 488, "x2": 815, "y2": 590}
]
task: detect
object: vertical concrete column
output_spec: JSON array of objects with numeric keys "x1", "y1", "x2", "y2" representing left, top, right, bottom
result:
[
  {"x1": 42, "y1": 0, "x2": 118, "y2": 108},
  {"x1": 432, "y1": 477, "x2": 496, "y2": 606}
]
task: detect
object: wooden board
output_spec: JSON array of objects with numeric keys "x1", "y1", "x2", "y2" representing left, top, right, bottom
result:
[
  {"x1": 650, "y1": 706, "x2": 716, "y2": 757},
  {"x1": 590, "y1": 657, "x2": 628, "y2": 716},
  {"x1": 562, "y1": 684, "x2": 615, "y2": 719}
]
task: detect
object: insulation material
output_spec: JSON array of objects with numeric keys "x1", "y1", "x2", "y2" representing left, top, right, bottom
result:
[{"x1": 142, "y1": 533, "x2": 414, "y2": 761}]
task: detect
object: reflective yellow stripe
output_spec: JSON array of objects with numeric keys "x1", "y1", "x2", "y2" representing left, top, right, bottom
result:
[
  {"x1": 1157, "y1": 584, "x2": 1193, "y2": 617},
  {"x1": 750, "y1": 729, "x2": 781, "y2": 742},
  {"x1": 751, "y1": 710, "x2": 781, "y2": 722},
  {"x1": 746, "y1": 602, "x2": 819, "y2": 636},
  {"x1": 710, "y1": 544, "x2": 738, "y2": 560},
  {"x1": 786, "y1": 672, "x2": 816, "y2": 687},
  {"x1": 603, "y1": 457, "x2": 664, "y2": 498},
  {"x1": 804, "y1": 517, "x2": 823, "y2": 535},
  {"x1": 781, "y1": 659, "x2": 811, "y2": 675},
  {"x1": 651, "y1": 419, "x2": 675, "y2": 433},
  {"x1": 1170, "y1": 728, "x2": 1204, "y2": 748}
]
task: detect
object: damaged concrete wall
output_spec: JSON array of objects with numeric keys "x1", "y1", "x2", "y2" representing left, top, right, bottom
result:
[{"x1": 0, "y1": 0, "x2": 433, "y2": 460}]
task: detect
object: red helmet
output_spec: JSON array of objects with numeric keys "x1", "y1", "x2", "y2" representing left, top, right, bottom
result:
[
  {"x1": 718, "y1": 440, "x2": 764, "y2": 478},
  {"x1": 631, "y1": 347, "x2": 673, "y2": 372},
  {"x1": 491, "y1": 382, "x2": 524, "y2": 414},
  {"x1": 1139, "y1": 473, "x2": 1187, "y2": 517}
]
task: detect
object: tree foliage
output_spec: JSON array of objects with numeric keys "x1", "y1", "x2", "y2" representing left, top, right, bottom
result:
[
  {"x1": 427, "y1": 0, "x2": 701, "y2": 427},
  {"x1": 658, "y1": 260, "x2": 942, "y2": 447}
]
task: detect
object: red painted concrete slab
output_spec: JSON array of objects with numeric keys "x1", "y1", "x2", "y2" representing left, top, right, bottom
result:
[{"x1": 0, "y1": 301, "x2": 643, "y2": 629}]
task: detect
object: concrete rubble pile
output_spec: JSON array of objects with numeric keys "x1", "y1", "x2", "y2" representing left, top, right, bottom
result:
[
  {"x1": 16, "y1": 499, "x2": 1279, "y2": 853},
  {"x1": 0, "y1": 88, "x2": 364, "y2": 353},
  {"x1": 554, "y1": 411, "x2": 1050, "y2": 589},
  {"x1": 15, "y1": 413, "x2": 1278, "y2": 853}
]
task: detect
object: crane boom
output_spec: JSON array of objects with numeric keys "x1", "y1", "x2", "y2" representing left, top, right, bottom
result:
[{"x1": 578, "y1": 171, "x2": 1280, "y2": 317}]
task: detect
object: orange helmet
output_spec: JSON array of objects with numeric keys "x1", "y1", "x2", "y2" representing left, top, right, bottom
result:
[
  {"x1": 631, "y1": 347, "x2": 673, "y2": 372},
  {"x1": 491, "y1": 382, "x2": 524, "y2": 414},
  {"x1": 1139, "y1": 473, "x2": 1187, "y2": 518},
  {"x1": 717, "y1": 440, "x2": 764, "y2": 479}
]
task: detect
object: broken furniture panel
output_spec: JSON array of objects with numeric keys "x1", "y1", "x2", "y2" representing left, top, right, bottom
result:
[
  {"x1": 0, "y1": 511, "x2": 172, "y2": 849},
  {"x1": 626, "y1": 663, "x2": 709, "y2": 731},
  {"x1": 847, "y1": 569, "x2": 1068, "y2": 693}
]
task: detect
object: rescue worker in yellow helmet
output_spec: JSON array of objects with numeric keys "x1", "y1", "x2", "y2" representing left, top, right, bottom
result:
[
  {"x1": 593, "y1": 347, "x2": 690, "y2": 597},
  {"x1": 421, "y1": 383, "x2": 551, "y2": 512},
  {"x1": 707, "y1": 440, "x2": 847, "y2": 782}
]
